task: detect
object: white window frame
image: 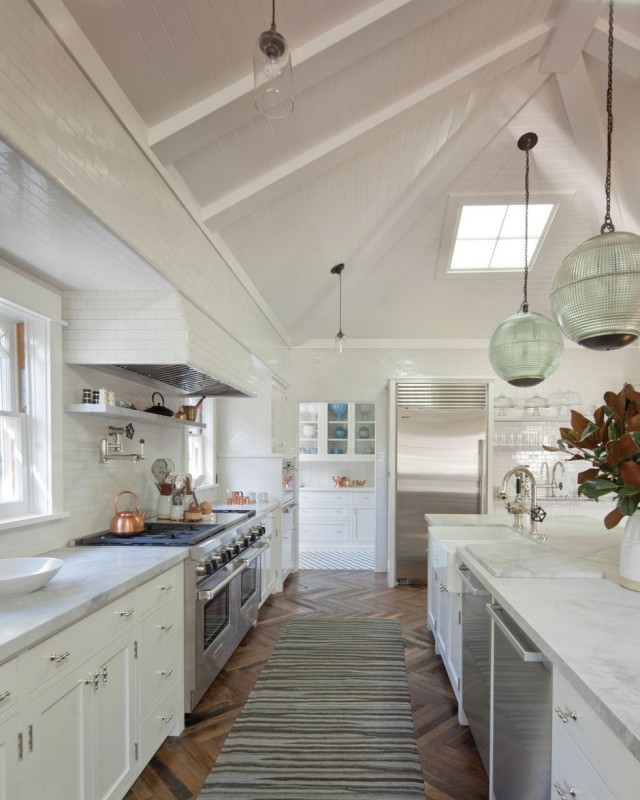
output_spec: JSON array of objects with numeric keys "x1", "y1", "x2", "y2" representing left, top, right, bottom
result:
[{"x1": 187, "y1": 397, "x2": 217, "y2": 488}]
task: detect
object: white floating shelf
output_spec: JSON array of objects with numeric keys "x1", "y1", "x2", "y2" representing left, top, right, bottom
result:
[{"x1": 65, "y1": 404, "x2": 206, "y2": 429}]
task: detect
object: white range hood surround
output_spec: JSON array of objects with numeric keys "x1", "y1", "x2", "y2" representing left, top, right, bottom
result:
[{"x1": 63, "y1": 292, "x2": 258, "y2": 397}]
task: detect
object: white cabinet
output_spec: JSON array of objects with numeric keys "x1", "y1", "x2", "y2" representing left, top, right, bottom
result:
[
  {"x1": 261, "y1": 513, "x2": 279, "y2": 603},
  {"x1": 281, "y1": 504, "x2": 295, "y2": 580},
  {"x1": 551, "y1": 670, "x2": 640, "y2": 799},
  {"x1": 299, "y1": 490, "x2": 374, "y2": 550},
  {"x1": 271, "y1": 379, "x2": 289, "y2": 454},
  {"x1": 298, "y1": 403, "x2": 375, "y2": 460},
  {"x1": 3, "y1": 562, "x2": 184, "y2": 800}
]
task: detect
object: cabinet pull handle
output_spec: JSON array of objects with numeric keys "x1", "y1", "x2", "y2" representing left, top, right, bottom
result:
[
  {"x1": 439, "y1": 584, "x2": 448, "y2": 594},
  {"x1": 554, "y1": 782, "x2": 577, "y2": 798},
  {"x1": 159, "y1": 668, "x2": 174, "y2": 678},
  {"x1": 160, "y1": 584, "x2": 174, "y2": 591},
  {"x1": 119, "y1": 608, "x2": 135, "y2": 617},
  {"x1": 100, "y1": 666, "x2": 108, "y2": 683},
  {"x1": 85, "y1": 672, "x2": 100, "y2": 689},
  {"x1": 160, "y1": 713, "x2": 174, "y2": 724},
  {"x1": 49, "y1": 651, "x2": 70, "y2": 662},
  {"x1": 0, "y1": 690, "x2": 11, "y2": 702},
  {"x1": 160, "y1": 624, "x2": 174, "y2": 631},
  {"x1": 18, "y1": 731, "x2": 23, "y2": 761},
  {"x1": 28, "y1": 724, "x2": 33, "y2": 752},
  {"x1": 555, "y1": 706, "x2": 578, "y2": 723}
]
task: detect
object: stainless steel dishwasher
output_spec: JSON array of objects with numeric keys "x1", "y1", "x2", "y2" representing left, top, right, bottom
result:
[
  {"x1": 488, "y1": 603, "x2": 552, "y2": 800},
  {"x1": 459, "y1": 562, "x2": 492, "y2": 776}
]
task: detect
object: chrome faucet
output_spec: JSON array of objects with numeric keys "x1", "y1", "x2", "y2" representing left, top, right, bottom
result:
[
  {"x1": 500, "y1": 465, "x2": 547, "y2": 540},
  {"x1": 551, "y1": 460, "x2": 565, "y2": 497},
  {"x1": 100, "y1": 426, "x2": 145, "y2": 463},
  {"x1": 538, "y1": 459, "x2": 565, "y2": 498}
]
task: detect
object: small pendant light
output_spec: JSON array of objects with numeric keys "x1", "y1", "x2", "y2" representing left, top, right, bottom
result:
[
  {"x1": 253, "y1": 0, "x2": 294, "y2": 119},
  {"x1": 550, "y1": 0, "x2": 640, "y2": 349},
  {"x1": 489, "y1": 133, "x2": 564, "y2": 387},
  {"x1": 331, "y1": 263, "x2": 345, "y2": 353}
]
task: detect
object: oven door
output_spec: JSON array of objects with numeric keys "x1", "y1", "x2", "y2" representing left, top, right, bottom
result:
[
  {"x1": 238, "y1": 541, "x2": 270, "y2": 638},
  {"x1": 194, "y1": 561, "x2": 246, "y2": 708}
]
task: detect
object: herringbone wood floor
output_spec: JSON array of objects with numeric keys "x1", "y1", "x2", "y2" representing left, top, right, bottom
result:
[{"x1": 125, "y1": 570, "x2": 489, "y2": 800}]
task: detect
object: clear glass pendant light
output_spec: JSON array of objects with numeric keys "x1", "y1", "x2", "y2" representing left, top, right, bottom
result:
[
  {"x1": 331, "y1": 263, "x2": 346, "y2": 353},
  {"x1": 253, "y1": 0, "x2": 294, "y2": 119},
  {"x1": 550, "y1": 0, "x2": 640, "y2": 349},
  {"x1": 489, "y1": 133, "x2": 564, "y2": 387}
]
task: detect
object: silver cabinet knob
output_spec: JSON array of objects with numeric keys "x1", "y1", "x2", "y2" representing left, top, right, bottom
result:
[
  {"x1": 554, "y1": 782, "x2": 576, "y2": 798},
  {"x1": 49, "y1": 651, "x2": 70, "y2": 662},
  {"x1": 160, "y1": 713, "x2": 174, "y2": 724},
  {"x1": 555, "y1": 706, "x2": 578, "y2": 723},
  {"x1": 119, "y1": 608, "x2": 135, "y2": 617},
  {"x1": 0, "y1": 690, "x2": 11, "y2": 702}
]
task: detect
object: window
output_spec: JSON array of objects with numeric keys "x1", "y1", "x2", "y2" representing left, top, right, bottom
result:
[
  {"x1": 449, "y1": 203, "x2": 555, "y2": 271},
  {"x1": 187, "y1": 398, "x2": 217, "y2": 486},
  {"x1": 0, "y1": 300, "x2": 50, "y2": 520}
]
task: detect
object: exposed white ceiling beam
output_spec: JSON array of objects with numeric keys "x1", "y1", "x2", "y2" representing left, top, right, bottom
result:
[
  {"x1": 202, "y1": 23, "x2": 551, "y2": 232},
  {"x1": 555, "y1": 55, "x2": 635, "y2": 232},
  {"x1": 539, "y1": 0, "x2": 604, "y2": 74},
  {"x1": 148, "y1": 0, "x2": 466, "y2": 166},
  {"x1": 291, "y1": 59, "x2": 550, "y2": 345},
  {"x1": 584, "y1": 18, "x2": 640, "y2": 77}
]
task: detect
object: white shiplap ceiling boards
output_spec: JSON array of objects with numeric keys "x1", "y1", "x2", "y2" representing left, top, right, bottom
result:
[{"x1": 16, "y1": 0, "x2": 640, "y2": 346}]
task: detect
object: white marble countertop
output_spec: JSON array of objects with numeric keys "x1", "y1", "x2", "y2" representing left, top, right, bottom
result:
[
  {"x1": 431, "y1": 515, "x2": 640, "y2": 761},
  {"x1": 0, "y1": 547, "x2": 187, "y2": 665},
  {"x1": 211, "y1": 501, "x2": 281, "y2": 515}
]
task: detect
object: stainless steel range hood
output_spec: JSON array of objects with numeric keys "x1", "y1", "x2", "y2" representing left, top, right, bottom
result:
[{"x1": 63, "y1": 293, "x2": 258, "y2": 398}]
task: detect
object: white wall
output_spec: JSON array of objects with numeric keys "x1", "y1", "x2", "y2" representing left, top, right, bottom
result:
[{"x1": 288, "y1": 344, "x2": 639, "y2": 571}]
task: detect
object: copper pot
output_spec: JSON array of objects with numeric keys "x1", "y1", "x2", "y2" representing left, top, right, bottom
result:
[
  {"x1": 179, "y1": 396, "x2": 205, "y2": 421},
  {"x1": 110, "y1": 490, "x2": 146, "y2": 536}
]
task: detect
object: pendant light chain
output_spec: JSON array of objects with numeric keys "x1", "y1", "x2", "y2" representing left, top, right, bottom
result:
[
  {"x1": 338, "y1": 268, "x2": 343, "y2": 335},
  {"x1": 520, "y1": 142, "x2": 531, "y2": 314},
  {"x1": 602, "y1": 0, "x2": 615, "y2": 234},
  {"x1": 271, "y1": 0, "x2": 276, "y2": 31}
]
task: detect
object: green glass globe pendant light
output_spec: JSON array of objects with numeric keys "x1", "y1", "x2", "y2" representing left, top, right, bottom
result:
[
  {"x1": 489, "y1": 133, "x2": 564, "y2": 387},
  {"x1": 550, "y1": 0, "x2": 640, "y2": 350}
]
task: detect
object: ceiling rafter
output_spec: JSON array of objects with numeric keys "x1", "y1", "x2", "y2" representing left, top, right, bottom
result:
[
  {"x1": 539, "y1": 0, "x2": 604, "y2": 74},
  {"x1": 202, "y1": 22, "x2": 552, "y2": 232},
  {"x1": 148, "y1": 0, "x2": 466, "y2": 166},
  {"x1": 291, "y1": 58, "x2": 550, "y2": 345},
  {"x1": 584, "y1": 18, "x2": 640, "y2": 77}
]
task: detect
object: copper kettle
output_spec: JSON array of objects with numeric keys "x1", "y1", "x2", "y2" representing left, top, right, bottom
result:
[{"x1": 110, "y1": 490, "x2": 146, "y2": 536}]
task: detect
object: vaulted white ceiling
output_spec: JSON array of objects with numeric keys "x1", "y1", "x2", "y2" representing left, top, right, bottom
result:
[{"x1": 23, "y1": 0, "x2": 640, "y2": 345}]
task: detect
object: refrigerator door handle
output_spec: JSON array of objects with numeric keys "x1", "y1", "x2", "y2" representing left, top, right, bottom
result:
[{"x1": 478, "y1": 439, "x2": 487, "y2": 514}]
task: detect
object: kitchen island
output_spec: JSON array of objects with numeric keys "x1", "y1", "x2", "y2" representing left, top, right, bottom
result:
[{"x1": 427, "y1": 513, "x2": 640, "y2": 798}]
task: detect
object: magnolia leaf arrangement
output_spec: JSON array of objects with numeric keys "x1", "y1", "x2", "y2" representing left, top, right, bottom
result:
[{"x1": 544, "y1": 384, "x2": 640, "y2": 529}]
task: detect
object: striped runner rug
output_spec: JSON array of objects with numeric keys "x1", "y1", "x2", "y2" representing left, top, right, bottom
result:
[{"x1": 197, "y1": 618, "x2": 426, "y2": 800}]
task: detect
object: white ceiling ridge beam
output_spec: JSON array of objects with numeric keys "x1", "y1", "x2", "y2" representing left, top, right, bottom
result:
[
  {"x1": 583, "y1": 20, "x2": 640, "y2": 78},
  {"x1": 539, "y1": 0, "x2": 604, "y2": 74},
  {"x1": 555, "y1": 56, "x2": 636, "y2": 233},
  {"x1": 148, "y1": 0, "x2": 467, "y2": 165},
  {"x1": 202, "y1": 23, "x2": 551, "y2": 231},
  {"x1": 290, "y1": 58, "x2": 549, "y2": 345}
]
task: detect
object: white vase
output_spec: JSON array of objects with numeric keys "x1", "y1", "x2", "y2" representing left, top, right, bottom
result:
[
  {"x1": 156, "y1": 495, "x2": 172, "y2": 520},
  {"x1": 619, "y1": 513, "x2": 640, "y2": 592}
]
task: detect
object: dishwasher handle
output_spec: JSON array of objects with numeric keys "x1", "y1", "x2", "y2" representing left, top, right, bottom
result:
[
  {"x1": 487, "y1": 603, "x2": 543, "y2": 662},
  {"x1": 457, "y1": 564, "x2": 489, "y2": 596}
]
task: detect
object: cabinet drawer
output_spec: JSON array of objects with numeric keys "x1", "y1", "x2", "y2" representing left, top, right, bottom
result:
[
  {"x1": 299, "y1": 506, "x2": 348, "y2": 521},
  {"x1": 552, "y1": 725, "x2": 615, "y2": 800},
  {"x1": 24, "y1": 589, "x2": 138, "y2": 694},
  {"x1": 351, "y1": 491, "x2": 375, "y2": 507},
  {"x1": 299, "y1": 522, "x2": 349, "y2": 545},
  {"x1": 139, "y1": 640, "x2": 182, "y2": 720},
  {"x1": 139, "y1": 680, "x2": 183, "y2": 766},
  {"x1": 0, "y1": 658, "x2": 18, "y2": 716},
  {"x1": 299, "y1": 491, "x2": 349, "y2": 506},
  {"x1": 139, "y1": 564, "x2": 184, "y2": 617},
  {"x1": 138, "y1": 599, "x2": 183, "y2": 666},
  {"x1": 553, "y1": 670, "x2": 640, "y2": 798}
]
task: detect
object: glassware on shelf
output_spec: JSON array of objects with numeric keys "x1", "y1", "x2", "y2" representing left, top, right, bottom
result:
[
  {"x1": 524, "y1": 394, "x2": 549, "y2": 416},
  {"x1": 328, "y1": 403, "x2": 348, "y2": 420},
  {"x1": 494, "y1": 394, "x2": 514, "y2": 416},
  {"x1": 358, "y1": 403, "x2": 373, "y2": 420}
]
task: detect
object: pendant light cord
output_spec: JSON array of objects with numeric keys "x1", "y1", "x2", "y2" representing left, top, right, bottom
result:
[
  {"x1": 602, "y1": 0, "x2": 615, "y2": 234},
  {"x1": 520, "y1": 143, "x2": 531, "y2": 313},
  {"x1": 338, "y1": 269, "x2": 343, "y2": 335},
  {"x1": 271, "y1": 0, "x2": 276, "y2": 32}
]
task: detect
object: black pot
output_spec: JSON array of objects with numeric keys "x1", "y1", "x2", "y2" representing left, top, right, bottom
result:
[{"x1": 144, "y1": 392, "x2": 174, "y2": 416}]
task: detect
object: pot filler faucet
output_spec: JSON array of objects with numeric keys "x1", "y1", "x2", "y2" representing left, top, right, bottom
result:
[{"x1": 500, "y1": 465, "x2": 547, "y2": 541}]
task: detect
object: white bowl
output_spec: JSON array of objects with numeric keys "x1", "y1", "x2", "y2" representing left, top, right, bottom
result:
[{"x1": 0, "y1": 557, "x2": 64, "y2": 597}]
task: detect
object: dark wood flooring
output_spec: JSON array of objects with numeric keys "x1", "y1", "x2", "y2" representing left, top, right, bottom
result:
[{"x1": 125, "y1": 570, "x2": 489, "y2": 800}]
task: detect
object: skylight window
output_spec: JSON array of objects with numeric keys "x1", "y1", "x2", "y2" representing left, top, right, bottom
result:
[{"x1": 449, "y1": 203, "x2": 555, "y2": 271}]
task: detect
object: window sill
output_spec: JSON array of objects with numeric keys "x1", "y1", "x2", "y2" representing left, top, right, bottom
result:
[{"x1": 0, "y1": 511, "x2": 71, "y2": 532}]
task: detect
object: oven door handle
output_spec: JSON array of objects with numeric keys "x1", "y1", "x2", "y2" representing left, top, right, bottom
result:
[
  {"x1": 197, "y1": 561, "x2": 247, "y2": 602},
  {"x1": 239, "y1": 541, "x2": 270, "y2": 565}
]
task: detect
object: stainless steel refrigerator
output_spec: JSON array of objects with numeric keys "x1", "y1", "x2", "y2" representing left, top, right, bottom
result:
[{"x1": 394, "y1": 382, "x2": 488, "y2": 585}]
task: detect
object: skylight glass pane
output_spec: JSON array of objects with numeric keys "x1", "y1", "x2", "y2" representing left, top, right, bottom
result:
[
  {"x1": 501, "y1": 203, "x2": 553, "y2": 237},
  {"x1": 457, "y1": 205, "x2": 507, "y2": 239},
  {"x1": 451, "y1": 239, "x2": 495, "y2": 270},
  {"x1": 490, "y1": 238, "x2": 540, "y2": 268}
]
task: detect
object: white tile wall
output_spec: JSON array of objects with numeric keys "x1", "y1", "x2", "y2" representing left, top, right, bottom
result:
[{"x1": 288, "y1": 344, "x2": 638, "y2": 572}]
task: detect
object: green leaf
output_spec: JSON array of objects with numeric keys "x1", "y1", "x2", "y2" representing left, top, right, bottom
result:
[
  {"x1": 618, "y1": 495, "x2": 640, "y2": 516},
  {"x1": 578, "y1": 478, "x2": 618, "y2": 499},
  {"x1": 578, "y1": 422, "x2": 599, "y2": 443},
  {"x1": 608, "y1": 421, "x2": 620, "y2": 441},
  {"x1": 630, "y1": 432, "x2": 640, "y2": 448},
  {"x1": 617, "y1": 486, "x2": 640, "y2": 497}
]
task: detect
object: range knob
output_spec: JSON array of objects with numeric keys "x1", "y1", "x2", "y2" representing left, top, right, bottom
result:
[
  {"x1": 242, "y1": 535, "x2": 252, "y2": 548},
  {"x1": 217, "y1": 550, "x2": 228, "y2": 564},
  {"x1": 196, "y1": 562, "x2": 210, "y2": 577},
  {"x1": 225, "y1": 546, "x2": 236, "y2": 559}
]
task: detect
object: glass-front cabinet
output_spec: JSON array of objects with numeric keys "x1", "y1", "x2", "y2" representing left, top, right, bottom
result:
[{"x1": 298, "y1": 402, "x2": 375, "y2": 460}]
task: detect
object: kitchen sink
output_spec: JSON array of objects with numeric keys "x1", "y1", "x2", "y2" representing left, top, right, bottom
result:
[{"x1": 429, "y1": 525, "x2": 524, "y2": 592}]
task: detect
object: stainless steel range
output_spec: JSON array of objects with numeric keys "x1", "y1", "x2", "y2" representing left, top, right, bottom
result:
[{"x1": 72, "y1": 511, "x2": 271, "y2": 711}]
